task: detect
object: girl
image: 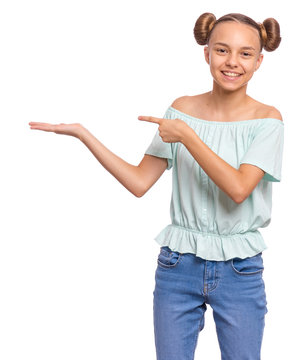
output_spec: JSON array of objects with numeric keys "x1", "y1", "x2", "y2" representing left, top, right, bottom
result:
[{"x1": 29, "y1": 12, "x2": 284, "y2": 360}]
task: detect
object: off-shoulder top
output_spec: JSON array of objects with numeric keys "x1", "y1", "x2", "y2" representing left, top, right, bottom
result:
[{"x1": 144, "y1": 106, "x2": 285, "y2": 261}]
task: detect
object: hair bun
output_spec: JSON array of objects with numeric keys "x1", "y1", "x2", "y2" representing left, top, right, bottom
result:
[
  {"x1": 261, "y1": 18, "x2": 281, "y2": 51},
  {"x1": 193, "y1": 12, "x2": 216, "y2": 45}
]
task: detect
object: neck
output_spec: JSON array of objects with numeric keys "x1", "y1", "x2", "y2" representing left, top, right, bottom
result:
[{"x1": 207, "y1": 81, "x2": 250, "y2": 118}]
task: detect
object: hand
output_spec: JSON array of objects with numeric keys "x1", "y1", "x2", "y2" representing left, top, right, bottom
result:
[
  {"x1": 138, "y1": 115, "x2": 189, "y2": 143},
  {"x1": 28, "y1": 122, "x2": 84, "y2": 140}
]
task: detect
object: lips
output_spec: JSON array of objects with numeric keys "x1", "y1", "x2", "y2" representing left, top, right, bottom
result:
[{"x1": 221, "y1": 71, "x2": 243, "y2": 77}]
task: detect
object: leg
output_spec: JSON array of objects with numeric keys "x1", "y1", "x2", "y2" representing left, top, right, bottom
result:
[
  {"x1": 209, "y1": 253, "x2": 268, "y2": 360},
  {"x1": 153, "y1": 247, "x2": 207, "y2": 360}
]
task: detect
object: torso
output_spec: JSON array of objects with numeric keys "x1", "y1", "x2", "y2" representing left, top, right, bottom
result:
[{"x1": 171, "y1": 93, "x2": 282, "y2": 122}]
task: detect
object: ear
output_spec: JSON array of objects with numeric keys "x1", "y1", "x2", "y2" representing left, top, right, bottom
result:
[
  {"x1": 255, "y1": 53, "x2": 264, "y2": 71},
  {"x1": 204, "y1": 46, "x2": 210, "y2": 65}
]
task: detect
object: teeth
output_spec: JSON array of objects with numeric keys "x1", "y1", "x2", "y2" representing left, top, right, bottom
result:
[{"x1": 223, "y1": 72, "x2": 241, "y2": 77}]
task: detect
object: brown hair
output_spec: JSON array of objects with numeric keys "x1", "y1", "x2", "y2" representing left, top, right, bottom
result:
[{"x1": 193, "y1": 12, "x2": 281, "y2": 52}]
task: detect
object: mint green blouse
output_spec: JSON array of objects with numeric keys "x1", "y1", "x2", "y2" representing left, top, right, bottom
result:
[{"x1": 145, "y1": 106, "x2": 285, "y2": 261}]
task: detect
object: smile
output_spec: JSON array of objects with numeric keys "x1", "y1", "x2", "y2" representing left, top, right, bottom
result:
[{"x1": 221, "y1": 71, "x2": 242, "y2": 77}]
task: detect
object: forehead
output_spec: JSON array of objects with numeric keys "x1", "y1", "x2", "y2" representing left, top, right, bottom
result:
[{"x1": 209, "y1": 21, "x2": 260, "y2": 48}]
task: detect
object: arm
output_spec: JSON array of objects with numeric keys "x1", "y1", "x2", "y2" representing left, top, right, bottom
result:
[
  {"x1": 28, "y1": 122, "x2": 168, "y2": 198},
  {"x1": 138, "y1": 114, "x2": 251, "y2": 202},
  {"x1": 139, "y1": 107, "x2": 283, "y2": 203},
  {"x1": 78, "y1": 126, "x2": 168, "y2": 197},
  {"x1": 180, "y1": 105, "x2": 283, "y2": 202},
  {"x1": 139, "y1": 101, "x2": 283, "y2": 203},
  {"x1": 180, "y1": 128, "x2": 265, "y2": 203}
]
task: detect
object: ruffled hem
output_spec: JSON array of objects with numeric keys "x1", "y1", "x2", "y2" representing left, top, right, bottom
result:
[{"x1": 154, "y1": 224, "x2": 268, "y2": 261}]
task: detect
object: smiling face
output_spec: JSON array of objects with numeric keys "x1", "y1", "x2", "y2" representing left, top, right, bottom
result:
[{"x1": 204, "y1": 21, "x2": 264, "y2": 92}]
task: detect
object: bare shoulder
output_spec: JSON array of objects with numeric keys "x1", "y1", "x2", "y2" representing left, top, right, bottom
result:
[
  {"x1": 266, "y1": 106, "x2": 283, "y2": 121},
  {"x1": 170, "y1": 96, "x2": 190, "y2": 111},
  {"x1": 252, "y1": 99, "x2": 283, "y2": 121},
  {"x1": 170, "y1": 94, "x2": 207, "y2": 112}
]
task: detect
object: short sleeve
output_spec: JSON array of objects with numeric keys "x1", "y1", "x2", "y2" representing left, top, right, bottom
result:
[
  {"x1": 144, "y1": 107, "x2": 174, "y2": 170},
  {"x1": 240, "y1": 119, "x2": 284, "y2": 182}
]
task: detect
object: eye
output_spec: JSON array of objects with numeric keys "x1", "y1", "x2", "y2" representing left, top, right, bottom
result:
[
  {"x1": 242, "y1": 52, "x2": 252, "y2": 57},
  {"x1": 216, "y1": 48, "x2": 227, "y2": 54}
]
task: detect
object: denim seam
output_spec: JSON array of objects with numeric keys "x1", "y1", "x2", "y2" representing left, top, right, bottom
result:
[
  {"x1": 203, "y1": 265, "x2": 219, "y2": 295},
  {"x1": 203, "y1": 261, "x2": 208, "y2": 295},
  {"x1": 157, "y1": 254, "x2": 182, "y2": 269},
  {"x1": 207, "y1": 265, "x2": 219, "y2": 293},
  {"x1": 230, "y1": 259, "x2": 264, "y2": 276},
  {"x1": 191, "y1": 313, "x2": 205, "y2": 360}
]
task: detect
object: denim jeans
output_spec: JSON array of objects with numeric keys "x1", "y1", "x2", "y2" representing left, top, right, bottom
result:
[{"x1": 153, "y1": 246, "x2": 268, "y2": 360}]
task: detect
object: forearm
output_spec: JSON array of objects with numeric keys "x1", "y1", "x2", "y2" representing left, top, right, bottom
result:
[
  {"x1": 181, "y1": 127, "x2": 243, "y2": 203},
  {"x1": 78, "y1": 126, "x2": 144, "y2": 197}
]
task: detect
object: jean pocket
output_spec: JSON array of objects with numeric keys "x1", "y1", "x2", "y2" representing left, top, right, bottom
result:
[
  {"x1": 157, "y1": 246, "x2": 182, "y2": 269},
  {"x1": 231, "y1": 253, "x2": 264, "y2": 276}
]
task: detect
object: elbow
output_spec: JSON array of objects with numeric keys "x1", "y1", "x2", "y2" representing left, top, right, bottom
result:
[
  {"x1": 233, "y1": 187, "x2": 249, "y2": 204},
  {"x1": 134, "y1": 190, "x2": 145, "y2": 198},
  {"x1": 233, "y1": 194, "x2": 245, "y2": 204},
  {"x1": 132, "y1": 185, "x2": 149, "y2": 198}
]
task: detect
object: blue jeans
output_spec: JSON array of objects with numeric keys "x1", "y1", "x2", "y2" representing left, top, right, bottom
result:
[{"x1": 153, "y1": 246, "x2": 268, "y2": 360}]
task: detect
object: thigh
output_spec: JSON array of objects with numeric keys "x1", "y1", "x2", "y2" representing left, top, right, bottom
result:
[
  {"x1": 210, "y1": 253, "x2": 268, "y2": 360},
  {"x1": 153, "y1": 247, "x2": 207, "y2": 360}
]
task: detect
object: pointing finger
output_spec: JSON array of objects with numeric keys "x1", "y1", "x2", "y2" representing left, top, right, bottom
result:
[{"x1": 138, "y1": 116, "x2": 161, "y2": 124}]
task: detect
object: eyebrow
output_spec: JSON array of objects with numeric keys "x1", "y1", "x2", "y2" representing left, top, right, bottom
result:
[{"x1": 213, "y1": 42, "x2": 256, "y2": 51}]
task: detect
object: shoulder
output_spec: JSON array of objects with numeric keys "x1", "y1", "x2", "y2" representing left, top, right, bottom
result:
[
  {"x1": 265, "y1": 106, "x2": 283, "y2": 122},
  {"x1": 170, "y1": 94, "x2": 207, "y2": 112},
  {"x1": 170, "y1": 95, "x2": 190, "y2": 111},
  {"x1": 252, "y1": 99, "x2": 283, "y2": 121}
]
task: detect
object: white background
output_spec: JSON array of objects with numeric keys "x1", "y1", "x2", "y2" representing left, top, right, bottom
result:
[{"x1": 0, "y1": 0, "x2": 297, "y2": 359}]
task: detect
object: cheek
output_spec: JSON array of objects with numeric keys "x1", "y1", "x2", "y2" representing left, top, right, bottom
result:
[
  {"x1": 242, "y1": 63, "x2": 257, "y2": 82},
  {"x1": 244, "y1": 60, "x2": 258, "y2": 73},
  {"x1": 209, "y1": 57, "x2": 222, "y2": 76},
  {"x1": 208, "y1": 56, "x2": 216, "y2": 68},
  {"x1": 209, "y1": 53, "x2": 224, "y2": 67}
]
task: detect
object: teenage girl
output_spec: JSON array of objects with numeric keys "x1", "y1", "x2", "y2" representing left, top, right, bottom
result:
[{"x1": 29, "y1": 12, "x2": 284, "y2": 360}]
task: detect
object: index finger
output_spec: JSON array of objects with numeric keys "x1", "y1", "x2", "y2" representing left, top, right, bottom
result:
[{"x1": 138, "y1": 116, "x2": 162, "y2": 124}]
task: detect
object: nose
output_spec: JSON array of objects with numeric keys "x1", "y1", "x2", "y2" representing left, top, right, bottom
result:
[{"x1": 225, "y1": 52, "x2": 239, "y2": 68}]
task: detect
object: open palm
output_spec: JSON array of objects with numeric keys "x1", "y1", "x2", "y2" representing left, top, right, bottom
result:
[{"x1": 28, "y1": 122, "x2": 82, "y2": 138}]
